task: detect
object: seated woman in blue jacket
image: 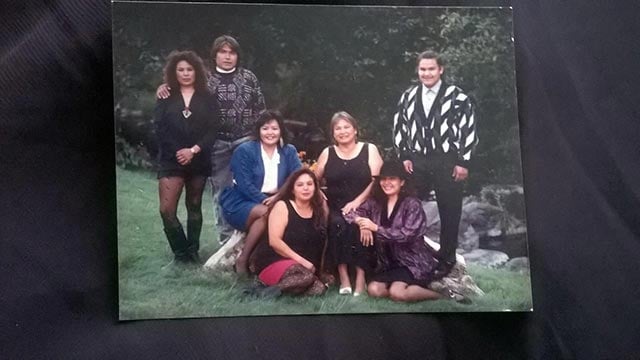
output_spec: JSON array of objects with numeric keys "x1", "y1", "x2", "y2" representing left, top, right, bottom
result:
[{"x1": 220, "y1": 110, "x2": 302, "y2": 274}]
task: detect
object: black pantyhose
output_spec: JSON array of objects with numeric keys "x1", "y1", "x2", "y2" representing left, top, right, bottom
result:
[
  {"x1": 159, "y1": 175, "x2": 206, "y2": 228},
  {"x1": 276, "y1": 264, "x2": 326, "y2": 296},
  {"x1": 159, "y1": 176, "x2": 185, "y2": 229},
  {"x1": 159, "y1": 175, "x2": 206, "y2": 260}
]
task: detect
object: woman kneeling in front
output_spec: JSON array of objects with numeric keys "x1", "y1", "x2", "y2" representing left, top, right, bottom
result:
[{"x1": 347, "y1": 161, "x2": 443, "y2": 302}]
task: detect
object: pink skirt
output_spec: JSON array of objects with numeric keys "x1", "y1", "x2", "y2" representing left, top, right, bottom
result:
[{"x1": 258, "y1": 259, "x2": 298, "y2": 286}]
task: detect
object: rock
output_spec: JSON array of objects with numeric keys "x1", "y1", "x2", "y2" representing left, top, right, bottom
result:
[
  {"x1": 422, "y1": 201, "x2": 440, "y2": 229},
  {"x1": 424, "y1": 236, "x2": 466, "y2": 265},
  {"x1": 503, "y1": 257, "x2": 530, "y2": 274},
  {"x1": 429, "y1": 262, "x2": 485, "y2": 298},
  {"x1": 458, "y1": 224, "x2": 479, "y2": 253},
  {"x1": 422, "y1": 201, "x2": 480, "y2": 250},
  {"x1": 462, "y1": 249, "x2": 509, "y2": 268},
  {"x1": 203, "y1": 231, "x2": 245, "y2": 272}
]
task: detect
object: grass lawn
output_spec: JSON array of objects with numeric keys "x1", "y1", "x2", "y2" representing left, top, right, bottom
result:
[{"x1": 117, "y1": 168, "x2": 532, "y2": 320}]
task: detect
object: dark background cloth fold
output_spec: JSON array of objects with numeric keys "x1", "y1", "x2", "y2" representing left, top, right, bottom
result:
[{"x1": 2, "y1": 0, "x2": 640, "y2": 359}]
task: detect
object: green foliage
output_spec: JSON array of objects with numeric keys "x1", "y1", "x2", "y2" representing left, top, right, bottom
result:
[
  {"x1": 113, "y1": 4, "x2": 522, "y2": 190},
  {"x1": 117, "y1": 168, "x2": 532, "y2": 319},
  {"x1": 115, "y1": 133, "x2": 153, "y2": 170}
]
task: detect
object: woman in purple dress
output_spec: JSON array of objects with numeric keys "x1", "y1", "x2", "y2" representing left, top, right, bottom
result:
[{"x1": 347, "y1": 161, "x2": 444, "y2": 302}]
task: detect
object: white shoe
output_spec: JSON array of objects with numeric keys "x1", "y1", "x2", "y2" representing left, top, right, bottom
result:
[
  {"x1": 339, "y1": 287, "x2": 352, "y2": 295},
  {"x1": 353, "y1": 292, "x2": 362, "y2": 297}
]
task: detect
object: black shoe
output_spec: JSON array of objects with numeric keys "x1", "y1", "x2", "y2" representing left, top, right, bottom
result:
[
  {"x1": 187, "y1": 252, "x2": 201, "y2": 264},
  {"x1": 241, "y1": 283, "x2": 281, "y2": 299},
  {"x1": 186, "y1": 219, "x2": 201, "y2": 256},
  {"x1": 164, "y1": 224, "x2": 190, "y2": 259},
  {"x1": 432, "y1": 259, "x2": 456, "y2": 280},
  {"x1": 441, "y1": 288, "x2": 472, "y2": 304}
]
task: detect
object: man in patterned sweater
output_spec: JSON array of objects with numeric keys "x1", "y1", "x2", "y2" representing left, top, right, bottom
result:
[
  {"x1": 158, "y1": 35, "x2": 265, "y2": 244},
  {"x1": 392, "y1": 50, "x2": 478, "y2": 277}
]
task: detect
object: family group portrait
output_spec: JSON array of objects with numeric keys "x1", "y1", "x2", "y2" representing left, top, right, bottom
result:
[{"x1": 113, "y1": 2, "x2": 532, "y2": 319}]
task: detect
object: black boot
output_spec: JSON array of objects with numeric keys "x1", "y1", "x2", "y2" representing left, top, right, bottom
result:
[
  {"x1": 432, "y1": 257, "x2": 456, "y2": 280},
  {"x1": 186, "y1": 219, "x2": 202, "y2": 263},
  {"x1": 163, "y1": 224, "x2": 191, "y2": 264}
]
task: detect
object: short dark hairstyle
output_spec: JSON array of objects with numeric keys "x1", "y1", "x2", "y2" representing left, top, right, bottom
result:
[
  {"x1": 416, "y1": 50, "x2": 444, "y2": 68},
  {"x1": 162, "y1": 50, "x2": 208, "y2": 93},
  {"x1": 370, "y1": 161, "x2": 416, "y2": 205},
  {"x1": 329, "y1": 111, "x2": 359, "y2": 144},
  {"x1": 210, "y1": 35, "x2": 241, "y2": 63},
  {"x1": 254, "y1": 109, "x2": 288, "y2": 145}
]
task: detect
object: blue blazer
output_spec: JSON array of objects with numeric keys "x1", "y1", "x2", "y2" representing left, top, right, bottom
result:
[{"x1": 229, "y1": 140, "x2": 302, "y2": 203}]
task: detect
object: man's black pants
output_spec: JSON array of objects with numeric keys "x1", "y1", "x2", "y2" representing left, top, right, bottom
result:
[{"x1": 410, "y1": 152, "x2": 463, "y2": 264}]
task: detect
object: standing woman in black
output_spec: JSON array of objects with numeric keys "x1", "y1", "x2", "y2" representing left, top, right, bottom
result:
[{"x1": 155, "y1": 50, "x2": 218, "y2": 264}]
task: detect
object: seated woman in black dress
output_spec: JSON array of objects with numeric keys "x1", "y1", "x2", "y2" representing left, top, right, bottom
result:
[
  {"x1": 347, "y1": 161, "x2": 443, "y2": 302},
  {"x1": 314, "y1": 111, "x2": 383, "y2": 296},
  {"x1": 155, "y1": 50, "x2": 218, "y2": 265},
  {"x1": 250, "y1": 168, "x2": 329, "y2": 296}
]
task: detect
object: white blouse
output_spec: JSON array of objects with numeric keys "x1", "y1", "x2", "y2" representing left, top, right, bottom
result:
[{"x1": 260, "y1": 145, "x2": 280, "y2": 194}]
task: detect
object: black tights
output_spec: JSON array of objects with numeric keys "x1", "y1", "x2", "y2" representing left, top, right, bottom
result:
[
  {"x1": 276, "y1": 264, "x2": 326, "y2": 296},
  {"x1": 159, "y1": 175, "x2": 206, "y2": 231}
]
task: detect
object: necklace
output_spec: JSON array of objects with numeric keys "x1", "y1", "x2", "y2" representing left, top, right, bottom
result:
[
  {"x1": 182, "y1": 107, "x2": 192, "y2": 118},
  {"x1": 336, "y1": 142, "x2": 358, "y2": 165}
]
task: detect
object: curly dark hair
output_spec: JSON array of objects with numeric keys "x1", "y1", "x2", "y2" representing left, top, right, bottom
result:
[
  {"x1": 253, "y1": 109, "x2": 289, "y2": 145},
  {"x1": 268, "y1": 168, "x2": 327, "y2": 231},
  {"x1": 163, "y1": 50, "x2": 208, "y2": 93}
]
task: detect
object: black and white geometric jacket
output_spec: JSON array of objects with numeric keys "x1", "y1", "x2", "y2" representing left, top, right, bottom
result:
[{"x1": 393, "y1": 81, "x2": 478, "y2": 168}]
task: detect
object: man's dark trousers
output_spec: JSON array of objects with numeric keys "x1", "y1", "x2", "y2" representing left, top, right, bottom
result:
[{"x1": 411, "y1": 151, "x2": 463, "y2": 264}]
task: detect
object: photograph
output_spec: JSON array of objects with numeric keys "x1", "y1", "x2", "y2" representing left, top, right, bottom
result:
[{"x1": 112, "y1": 1, "x2": 532, "y2": 320}]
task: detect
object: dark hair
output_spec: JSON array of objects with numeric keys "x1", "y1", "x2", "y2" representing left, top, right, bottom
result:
[
  {"x1": 210, "y1": 35, "x2": 241, "y2": 64},
  {"x1": 163, "y1": 50, "x2": 208, "y2": 93},
  {"x1": 370, "y1": 167, "x2": 416, "y2": 205},
  {"x1": 416, "y1": 50, "x2": 444, "y2": 68},
  {"x1": 268, "y1": 168, "x2": 326, "y2": 231},
  {"x1": 253, "y1": 109, "x2": 288, "y2": 145},
  {"x1": 329, "y1": 111, "x2": 359, "y2": 144}
]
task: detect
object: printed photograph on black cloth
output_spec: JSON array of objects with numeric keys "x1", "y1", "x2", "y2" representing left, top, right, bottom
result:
[{"x1": 113, "y1": 1, "x2": 532, "y2": 320}]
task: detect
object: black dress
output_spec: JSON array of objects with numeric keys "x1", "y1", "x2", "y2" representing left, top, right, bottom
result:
[
  {"x1": 324, "y1": 143, "x2": 375, "y2": 270},
  {"x1": 154, "y1": 90, "x2": 218, "y2": 178},
  {"x1": 251, "y1": 200, "x2": 325, "y2": 275}
]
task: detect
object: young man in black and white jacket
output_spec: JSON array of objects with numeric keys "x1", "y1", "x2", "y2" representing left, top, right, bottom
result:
[{"x1": 392, "y1": 50, "x2": 478, "y2": 278}]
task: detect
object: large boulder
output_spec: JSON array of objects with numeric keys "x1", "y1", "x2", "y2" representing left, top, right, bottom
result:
[
  {"x1": 503, "y1": 257, "x2": 530, "y2": 274},
  {"x1": 428, "y1": 262, "x2": 485, "y2": 299},
  {"x1": 462, "y1": 249, "x2": 509, "y2": 268},
  {"x1": 424, "y1": 236, "x2": 466, "y2": 265},
  {"x1": 424, "y1": 237, "x2": 484, "y2": 299},
  {"x1": 203, "y1": 231, "x2": 245, "y2": 272},
  {"x1": 422, "y1": 200, "x2": 481, "y2": 252},
  {"x1": 421, "y1": 184, "x2": 527, "y2": 255},
  {"x1": 458, "y1": 224, "x2": 479, "y2": 253}
]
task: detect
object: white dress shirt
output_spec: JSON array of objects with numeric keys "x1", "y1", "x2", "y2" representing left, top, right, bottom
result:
[
  {"x1": 422, "y1": 79, "x2": 442, "y2": 124},
  {"x1": 260, "y1": 145, "x2": 280, "y2": 194}
]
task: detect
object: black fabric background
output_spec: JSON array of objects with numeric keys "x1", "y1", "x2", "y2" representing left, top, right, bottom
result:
[{"x1": 2, "y1": 1, "x2": 640, "y2": 359}]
